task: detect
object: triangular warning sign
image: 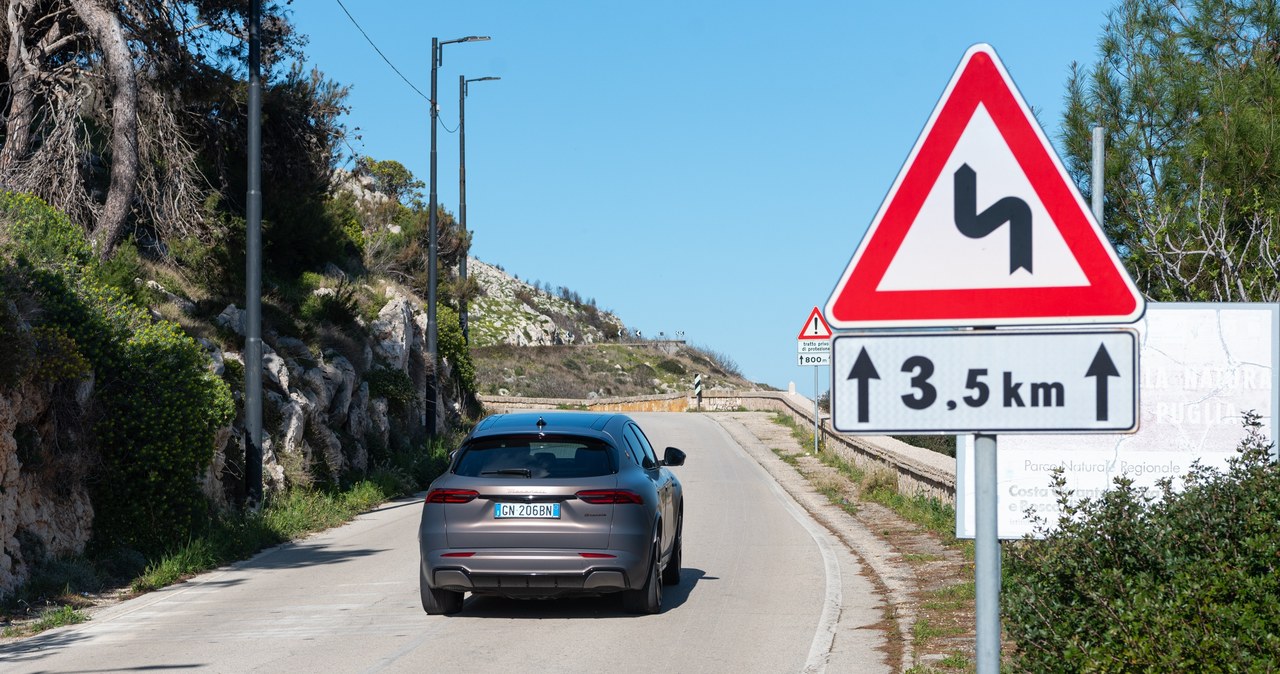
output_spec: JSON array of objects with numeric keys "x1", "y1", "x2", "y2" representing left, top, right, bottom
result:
[
  {"x1": 798, "y1": 307, "x2": 833, "y2": 340},
  {"x1": 825, "y1": 44, "x2": 1145, "y2": 328}
]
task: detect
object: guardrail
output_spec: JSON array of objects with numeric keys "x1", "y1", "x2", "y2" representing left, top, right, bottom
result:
[{"x1": 478, "y1": 389, "x2": 957, "y2": 504}]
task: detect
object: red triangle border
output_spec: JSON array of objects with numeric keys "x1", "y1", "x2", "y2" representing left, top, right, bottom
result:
[{"x1": 825, "y1": 45, "x2": 1144, "y2": 328}]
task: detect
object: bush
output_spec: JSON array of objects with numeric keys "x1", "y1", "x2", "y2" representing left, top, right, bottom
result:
[
  {"x1": 656, "y1": 358, "x2": 686, "y2": 375},
  {"x1": 10, "y1": 196, "x2": 235, "y2": 557},
  {"x1": 78, "y1": 285, "x2": 235, "y2": 556},
  {"x1": 0, "y1": 191, "x2": 93, "y2": 268},
  {"x1": 437, "y1": 302, "x2": 475, "y2": 394},
  {"x1": 1003, "y1": 412, "x2": 1280, "y2": 671},
  {"x1": 366, "y1": 368, "x2": 416, "y2": 406},
  {"x1": 299, "y1": 282, "x2": 359, "y2": 328}
]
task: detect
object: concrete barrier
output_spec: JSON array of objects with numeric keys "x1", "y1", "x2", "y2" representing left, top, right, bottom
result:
[{"x1": 478, "y1": 389, "x2": 957, "y2": 504}]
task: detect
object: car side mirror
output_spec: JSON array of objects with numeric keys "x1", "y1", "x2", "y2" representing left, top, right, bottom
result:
[{"x1": 661, "y1": 447, "x2": 686, "y2": 467}]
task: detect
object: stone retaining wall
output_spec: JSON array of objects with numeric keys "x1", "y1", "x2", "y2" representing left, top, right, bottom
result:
[{"x1": 478, "y1": 389, "x2": 957, "y2": 504}]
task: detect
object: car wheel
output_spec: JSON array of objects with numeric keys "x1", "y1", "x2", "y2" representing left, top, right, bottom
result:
[
  {"x1": 623, "y1": 543, "x2": 662, "y2": 615},
  {"x1": 662, "y1": 512, "x2": 682, "y2": 586},
  {"x1": 420, "y1": 571, "x2": 463, "y2": 615}
]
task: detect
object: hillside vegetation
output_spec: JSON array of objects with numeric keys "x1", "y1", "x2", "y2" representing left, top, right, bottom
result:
[
  {"x1": 474, "y1": 342, "x2": 759, "y2": 399},
  {"x1": 462, "y1": 257, "x2": 760, "y2": 398}
]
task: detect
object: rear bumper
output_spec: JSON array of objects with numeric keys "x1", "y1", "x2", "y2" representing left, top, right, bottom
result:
[{"x1": 422, "y1": 548, "x2": 646, "y2": 596}]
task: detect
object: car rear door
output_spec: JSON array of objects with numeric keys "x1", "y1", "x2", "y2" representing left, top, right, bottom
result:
[{"x1": 625, "y1": 423, "x2": 675, "y2": 552}]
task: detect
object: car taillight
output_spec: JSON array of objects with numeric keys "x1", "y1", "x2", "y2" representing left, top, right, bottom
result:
[
  {"x1": 579, "y1": 552, "x2": 616, "y2": 559},
  {"x1": 576, "y1": 489, "x2": 644, "y2": 505},
  {"x1": 442, "y1": 552, "x2": 476, "y2": 558},
  {"x1": 426, "y1": 488, "x2": 479, "y2": 504}
]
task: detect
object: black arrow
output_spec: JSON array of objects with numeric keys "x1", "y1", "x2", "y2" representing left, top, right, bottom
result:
[
  {"x1": 1085, "y1": 344, "x2": 1120, "y2": 421},
  {"x1": 954, "y1": 163, "x2": 1033, "y2": 273},
  {"x1": 847, "y1": 347, "x2": 880, "y2": 423}
]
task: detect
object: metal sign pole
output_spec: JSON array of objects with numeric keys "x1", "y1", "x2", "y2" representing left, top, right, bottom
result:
[
  {"x1": 813, "y1": 365, "x2": 820, "y2": 454},
  {"x1": 975, "y1": 432, "x2": 999, "y2": 673}
]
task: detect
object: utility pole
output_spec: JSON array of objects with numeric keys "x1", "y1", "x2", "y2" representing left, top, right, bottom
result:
[
  {"x1": 428, "y1": 35, "x2": 489, "y2": 440},
  {"x1": 244, "y1": 0, "x2": 263, "y2": 508}
]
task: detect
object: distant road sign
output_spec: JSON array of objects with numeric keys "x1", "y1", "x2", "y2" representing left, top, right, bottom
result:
[
  {"x1": 831, "y1": 330, "x2": 1137, "y2": 433},
  {"x1": 798, "y1": 307, "x2": 834, "y2": 339},
  {"x1": 798, "y1": 307, "x2": 833, "y2": 358},
  {"x1": 824, "y1": 44, "x2": 1144, "y2": 328},
  {"x1": 798, "y1": 353, "x2": 831, "y2": 367}
]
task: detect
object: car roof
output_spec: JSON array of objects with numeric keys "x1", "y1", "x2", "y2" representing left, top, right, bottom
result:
[{"x1": 471, "y1": 411, "x2": 631, "y2": 439}]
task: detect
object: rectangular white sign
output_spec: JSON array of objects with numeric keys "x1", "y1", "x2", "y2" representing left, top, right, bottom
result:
[
  {"x1": 831, "y1": 330, "x2": 1137, "y2": 433},
  {"x1": 956, "y1": 303, "x2": 1279, "y2": 539},
  {"x1": 799, "y1": 340, "x2": 832, "y2": 354},
  {"x1": 798, "y1": 352, "x2": 831, "y2": 367}
]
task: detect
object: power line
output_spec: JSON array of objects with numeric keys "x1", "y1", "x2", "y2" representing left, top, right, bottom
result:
[{"x1": 333, "y1": 0, "x2": 430, "y2": 103}]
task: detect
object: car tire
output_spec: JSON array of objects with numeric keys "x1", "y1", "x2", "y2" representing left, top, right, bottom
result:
[
  {"x1": 420, "y1": 572, "x2": 464, "y2": 615},
  {"x1": 662, "y1": 512, "x2": 682, "y2": 586},
  {"x1": 623, "y1": 543, "x2": 662, "y2": 615}
]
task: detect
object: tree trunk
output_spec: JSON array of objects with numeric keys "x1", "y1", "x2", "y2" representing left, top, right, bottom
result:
[
  {"x1": 69, "y1": 0, "x2": 137, "y2": 257},
  {"x1": 0, "y1": 0, "x2": 38, "y2": 172}
]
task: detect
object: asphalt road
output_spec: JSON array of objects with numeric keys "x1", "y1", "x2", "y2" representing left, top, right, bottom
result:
[{"x1": 0, "y1": 413, "x2": 887, "y2": 673}]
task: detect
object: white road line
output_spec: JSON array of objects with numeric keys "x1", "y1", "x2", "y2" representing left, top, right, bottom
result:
[{"x1": 704, "y1": 417, "x2": 842, "y2": 674}]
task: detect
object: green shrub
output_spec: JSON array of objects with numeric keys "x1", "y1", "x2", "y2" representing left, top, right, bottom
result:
[
  {"x1": 299, "y1": 283, "x2": 359, "y2": 327},
  {"x1": 87, "y1": 303, "x2": 235, "y2": 556},
  {"x1": 31, "y1": 325, "x2": 90, "y2": 382},
  {"x1": 168, "y1": 201, "x2": 245, "y2": 299},
  {"x1": 13, "y1": 202, "x2": 235, "y2": 556},
  {"x1": 0, "y1": 191, "x2": 93, "y2": 268},
  {"x1": 656, "y1": 358, "x2": 686, "y2": 375},
  {"x1": 89, "y1": 239, "x2": 149, "y2": 302},
  {"x1": 366, "y1": 368, "x2": 416, "y2": 406},
  {"x1": 437, "y1": 302, "x2": 475, "y2": 394},
  {"x1": 1003, "y1": 412, "x2": 1280, "y2": 671}
]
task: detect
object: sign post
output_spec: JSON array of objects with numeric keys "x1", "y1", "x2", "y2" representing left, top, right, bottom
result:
[
  {"x1": 797, "y1": 307, "x2": 834, "y2": 454},
  {"x1": 822, "y1": 44, "x2": 1146, "y2": 674}
]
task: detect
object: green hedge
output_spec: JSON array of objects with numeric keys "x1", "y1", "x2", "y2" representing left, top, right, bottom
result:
[{"x1": 1003, "y1": 413, "x2": 1280, "y2": 671}]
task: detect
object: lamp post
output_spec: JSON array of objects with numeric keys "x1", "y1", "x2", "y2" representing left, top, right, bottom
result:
[
  {"x1": 459, "y1": 74, "x2": 500, "y2": 345},
  {"x1": 428, "y1": 35, "x2": 488, "y2": 441},
  {"x1": 244, "y1": 0, "x2": 263, "y2": 508}
]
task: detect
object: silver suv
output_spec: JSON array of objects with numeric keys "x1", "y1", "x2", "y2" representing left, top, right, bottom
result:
[{"x1": 418, "y1": 412, "x2": 686, "y2": 615}]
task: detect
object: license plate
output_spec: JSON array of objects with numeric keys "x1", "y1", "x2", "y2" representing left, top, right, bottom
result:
[{"x1": 494, "y1": 503, "x2": 561, "y2": 519}]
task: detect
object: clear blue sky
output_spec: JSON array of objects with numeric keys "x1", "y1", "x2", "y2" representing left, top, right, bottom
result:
[{"x1": 292, "y1": 0, "x2": 1117, "y2": 397}]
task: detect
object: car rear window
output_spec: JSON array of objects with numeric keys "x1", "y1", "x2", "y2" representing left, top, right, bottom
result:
[{"x1": 454, "y1": 434, "x2": 616, "y2": 478}]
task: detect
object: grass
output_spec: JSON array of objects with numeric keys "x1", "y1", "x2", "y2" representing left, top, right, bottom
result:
[
  {"x1": 913, "y1": 616, "x2": 965, "y2": 647},
  {"x1": 923, "y1": 581, "x2": 976, "y2": 612},
  {"x1": 904, "y1": 652, "x2": 973, "y2": 673},
  {"x1": 2, "y1": 605, "x2": 88, "y2": 638},
  {"x1": 771, "y1": 448, "x2": 800, "y2": 466},
  {"x1": 132, "y1": 478, "x2": 404, "y2": 592}
]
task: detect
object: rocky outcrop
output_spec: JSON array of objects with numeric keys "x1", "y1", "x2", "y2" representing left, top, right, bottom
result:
[
  {"x1": 0, "y1": 380, "x2": 94, "y2": 594},
  {"x1": 467, "y1": 258, "x2": 624, "y2": 347},
  {"x1": 0, "y1": 282, "x2": 462, "y2": 598},
  {"x1": 211, "y1": 287, "x2": 455, "y2": 491}
]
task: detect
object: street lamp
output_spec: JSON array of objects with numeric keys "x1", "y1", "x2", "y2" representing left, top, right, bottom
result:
[
  {"x1": 459, "y1": 74, "x2": 500, "y2": 345},
  {"x1": 428, "y1": 35, "x2": 489, "y2": 441}
]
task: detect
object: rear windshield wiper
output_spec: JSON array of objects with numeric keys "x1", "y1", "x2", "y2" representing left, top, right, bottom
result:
[{"x1": 481, "y1": 468, "x2": 532, "y2": 477}]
